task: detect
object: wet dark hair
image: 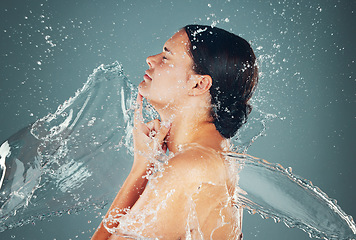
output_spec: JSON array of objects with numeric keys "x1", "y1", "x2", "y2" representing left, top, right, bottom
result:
[{"x1": 183, "y1": 24, "x2": 258, "y2": 139}]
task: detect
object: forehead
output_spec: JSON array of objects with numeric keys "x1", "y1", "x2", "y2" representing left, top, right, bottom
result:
[{"x1": 164, "y1": 29, "x2": 190, "y2": 53}]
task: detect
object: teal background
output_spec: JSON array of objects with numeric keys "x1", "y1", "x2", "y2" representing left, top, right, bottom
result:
[{"x1": 0, "y1": 0, "x2": 355, "y2": 239}]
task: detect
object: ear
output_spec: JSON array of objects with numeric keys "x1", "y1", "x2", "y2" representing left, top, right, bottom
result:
[{"x1": 188, "y1": 74, "x2": 212, "y2": 96}]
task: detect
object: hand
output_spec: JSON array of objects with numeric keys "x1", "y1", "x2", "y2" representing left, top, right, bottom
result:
[{"x1": 132, "y1": 93, "x2": 171, "y2": 172}]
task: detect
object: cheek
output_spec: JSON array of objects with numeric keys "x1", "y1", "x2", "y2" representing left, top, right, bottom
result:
[{"x1": 155, "y1": 64, "x2": 192, "y2": 91}]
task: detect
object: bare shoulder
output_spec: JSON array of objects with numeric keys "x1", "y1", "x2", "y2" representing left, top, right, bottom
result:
[
  {"x1": 123, "y1": 146, "x2": 233, "y2": 238},
  {"x1": 164, "y1": 145, "x2": 227, "y2": 186}
]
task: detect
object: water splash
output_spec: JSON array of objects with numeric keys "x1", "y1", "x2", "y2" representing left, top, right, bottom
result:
[
  {"x1": 0, "y1": 62, "x2": 355, "y2": 239},
  {"x1": 0, "y1": 61, "x2": 135, "y2": 232},
  {"x1": 231, "y1": 108, "x2": 277, "y2": 153},
  {"x1": 224, "y1": 152, "x2": 356, "y2": 240}
]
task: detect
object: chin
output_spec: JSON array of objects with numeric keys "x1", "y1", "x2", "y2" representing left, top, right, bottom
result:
[
  {"x1": 138, "y1": 87, "x2": 157, "y2": 108},
  {"x1": 138, "y1": 82, "x2": 149, "y2": 97}
]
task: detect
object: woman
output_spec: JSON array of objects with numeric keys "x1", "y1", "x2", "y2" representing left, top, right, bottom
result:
[{"x1": 92, "y1": 24, "x2": 258, "y2": 239}]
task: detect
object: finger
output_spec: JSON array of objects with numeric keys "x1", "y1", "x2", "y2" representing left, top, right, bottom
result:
[
  {"x1": 152, "y1": 119, "x2": 161, "y2": 132},
  {"x1": 156, "y1": 121, "x2": 171, "y2": 142},
  {"x1": 146, "y1": 120, "x2": 155, "y2": 131},
  {"x1": 134, "y1": 93, "x2": 143, "y2": 124},
  {"x1": 134, "y1": 94, "x2": 152, "y2": 136},
  {"x1": 146, "y1": 119, "x2": 162, "y2": 134},
  {"x1": 134, "y1": 94, "x2": 143, "y2": 119},
  {"x1": 144, "y1": 120, "x2": 158, "y2": 139}
]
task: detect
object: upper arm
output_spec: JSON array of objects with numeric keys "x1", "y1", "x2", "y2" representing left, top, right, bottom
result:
[{"x1": 108, "y1": 150, "x2": 226, "y2": 239}]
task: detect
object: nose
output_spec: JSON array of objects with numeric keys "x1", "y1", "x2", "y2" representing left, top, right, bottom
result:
[
  {"x1": 146, "y1": 55, "x2": 153, "y2": 68},
  {"x1": 146, "y1": 54, "x2": 158, "y2": 68}
]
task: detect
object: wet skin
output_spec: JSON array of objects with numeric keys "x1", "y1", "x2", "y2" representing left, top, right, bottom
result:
[{"x1": 92, "y1": 30, "x2": 243, "y2": 240}]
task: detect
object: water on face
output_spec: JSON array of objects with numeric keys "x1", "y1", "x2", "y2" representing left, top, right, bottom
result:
[{"x1": 0, "y1": 62, "x2": 355, "y2": 239}]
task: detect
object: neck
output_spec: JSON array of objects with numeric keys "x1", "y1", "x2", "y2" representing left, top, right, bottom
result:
[{"x1": 157, "y1": 105, "x2": 226, "y2": 153}]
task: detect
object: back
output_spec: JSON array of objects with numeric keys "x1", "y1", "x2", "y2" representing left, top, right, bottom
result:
[{"x1": 182, "y1": 144, "x2": 243, "y2": 239}]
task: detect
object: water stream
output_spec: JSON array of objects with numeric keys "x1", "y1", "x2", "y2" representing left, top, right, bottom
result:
[{"x1": 0, "y1": 62, "x2": 355, "y2": 239}]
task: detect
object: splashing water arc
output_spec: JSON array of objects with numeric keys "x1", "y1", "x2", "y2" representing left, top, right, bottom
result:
[
  {"x1": 0, "y1": 62, "x2": 135, "y2": 232},
  {"x1": 0, "y1": 62, "x2": 355, "y2": 239}
]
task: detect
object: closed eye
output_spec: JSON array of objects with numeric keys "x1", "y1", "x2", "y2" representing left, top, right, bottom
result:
[{"x1": 164, "y1": 47, "x2": 172, "y2": 54}]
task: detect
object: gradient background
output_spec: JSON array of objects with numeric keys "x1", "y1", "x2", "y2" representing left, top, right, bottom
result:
[{"x1": 0, "y1": 0, "x2": 355, "y2": 239}]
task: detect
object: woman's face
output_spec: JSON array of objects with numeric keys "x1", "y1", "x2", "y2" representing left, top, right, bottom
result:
[{"x1": 139, "y1": 29, "x2": 195, "y2": 109}]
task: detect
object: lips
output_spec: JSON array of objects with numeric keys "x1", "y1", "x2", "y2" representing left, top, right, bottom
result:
[{"x1": 144, "y1": 71, "x2": 152, "y2": 81}]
